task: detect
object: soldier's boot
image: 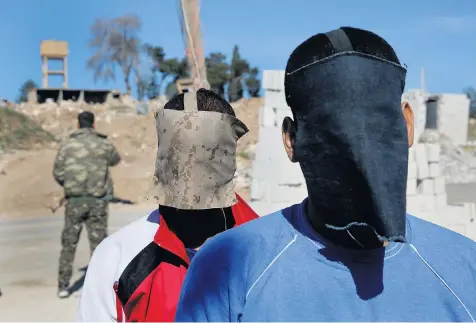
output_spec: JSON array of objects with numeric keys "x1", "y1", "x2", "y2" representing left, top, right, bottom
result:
[
  {"x1": 57, "y1": 271, "x2": 71, "y2": 298},
  {"x1": 57, "y1": 289, "x2": 69, "y2": 299}
]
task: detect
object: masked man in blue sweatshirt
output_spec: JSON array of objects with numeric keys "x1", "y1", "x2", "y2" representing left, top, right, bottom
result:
[{"x1": 175, "y1": 27, "x2": 476, "y2": 322}]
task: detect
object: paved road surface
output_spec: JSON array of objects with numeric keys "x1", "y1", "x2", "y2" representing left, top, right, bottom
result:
[{"x1": 0, "y1": 206, "x2": 152, "y2": 321}]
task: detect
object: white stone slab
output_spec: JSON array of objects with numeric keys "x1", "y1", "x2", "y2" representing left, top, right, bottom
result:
[
  {"x1": 425, "y1": 143, "x2": 440, "y2": 162},
  {"x1": 428, "y1": 162, "x2": 440, "y2": 177},
  {"x1": 264, "y1": 90, "x2": 287, "y2": 109},
  {"x1": 406, "y1": 178, "x2": 418, "y2": 196},
  {"x1": 408, "y1": 146, "x2": 415, "y2": 162},
  {"x1": 433, "y1": 176, "x2": 446, "y2": 194},
  {"x1": 436, "y1": 94, "x2": 470, "y2": 145},
  {"x1": 261, "y1": 106, "x2": 277, "y2": 127},
  {"x1": 407, "y1": 162, "x2": 417, "y2": 179},
  {"x1": 262, "y1": 70, "x2": 285, "y2": 91},
  {"x1": 271, "y1": 184, "x2": 308, "y2": 203},
  {"x1": 417, "y1": 179, "x2": 434, "y2": 195},
  {"x1": 434, "y1": 193, "x2": 448, "y2": 209},
  {"x1": 417, "y1": 160, "x2": 429, "y2": 179},
  {"x1": 250, "y1": 178, "x2": 267, "y2": 201},
  {"x1": 275, "y1": 107, "x2": 293, "y2": 126},
  {"x1": 414, "y1": 144, "x2": 427, "y2": 164}
]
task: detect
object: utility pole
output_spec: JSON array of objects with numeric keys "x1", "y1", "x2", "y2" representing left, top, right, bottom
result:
[
  {"x1": 178, "y1": 0, "x2": 209, "y2": 92},
  {"x1": 420, "y1": 67, "x2": 426, "y2": 93}
]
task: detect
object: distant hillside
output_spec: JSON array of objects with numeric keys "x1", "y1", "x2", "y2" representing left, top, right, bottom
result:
[{"x1": 0, "y1": 108, "x2": 56, "y2": 150}]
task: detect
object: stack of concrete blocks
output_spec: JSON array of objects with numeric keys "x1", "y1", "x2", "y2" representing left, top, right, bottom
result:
[
  {"x1": 407, "y1": 143, "x2": 476, "y2": 241},
  {"x1": 402, "y1": 89, "x2": 428, "y2": 141},
  {"x1": 250, "y1": 70, "x2": 308, "y2": 215},
  {"x1": 406, "y1": 143, "x2": 447, "y2": 214},
  {"x1": 432, "y1": 94, "x2": 470, "y2": 145}
]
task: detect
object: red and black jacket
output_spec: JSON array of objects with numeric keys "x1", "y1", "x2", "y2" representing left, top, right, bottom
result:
[{"x1": 114, "y1": 194, "x2": 258, "y2": 322}]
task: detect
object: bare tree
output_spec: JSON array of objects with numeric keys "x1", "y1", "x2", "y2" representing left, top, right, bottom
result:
[{"x1": 87, "y1": 14, "x2": 141, "y2": 96}]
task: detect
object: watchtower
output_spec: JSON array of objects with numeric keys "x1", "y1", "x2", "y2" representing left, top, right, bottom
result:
[{"x1": 40, "y1": 40, "x2": 68, "y2": 88}]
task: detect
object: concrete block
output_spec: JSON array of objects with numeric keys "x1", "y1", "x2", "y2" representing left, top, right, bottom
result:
[
  {"x1": 425, "y1": 143, "x2": 440, "y2": 162},
  {"x1": 250, "y1": 179, "x2": 266, "y2": 201},
  {"x1": 261, "y1": 106, "x2": 277, "y2": 127},
  {"x1": 408, "y1": 146, "x2": 415, "y2": 162},
  {"x1": 417, "y1": 160, "x2": 429, "y2": 179},
  {"x1": 406, "y1": 178, "x2": 418, "y2": 196},
  {"x1": 434, "y1": 193, "x2": 448, "y2": 209},
  {"x1": 249, "y1": 201, "x2": 293, "y2": 216},
  {"x1": 407, "y1": 162, "x2": 417, "y2": 179},
  {"x1": 264, "y1": 90, "x2": 287, "y2": 109},
  {"x1": 406, "y1": 195, "x2": 435, "y2": 215},
  {"x1": 277, "y1": 163, "x2": 305, "y2": 185},
  {"x1": 271, "y1": 184, "x2": 308, "y2": 203},
  {"x1": 433, "y1": 176, "x2": 446, "y2": 194},
  {"x1": 428, "y1": 162, "x2": 440, "y2": 177},
  {"x1": 436, "y1": 94, "x2": 470, "y2": 145},
  {"x1": 417, "y1": 179, "x2": 434, "y2": 195},
  {"x1": 414, "y1": 144, "x2": 427, "y2": 164},
  {"x1": 275, "y1": 107, "x2": 293, "y2": 125},
  {"x1": 415, "y1": 144, "x2": 429, "y2": 179},
  {"x1": 262, "y1": 70, "x2": 285, "y2": 91}
]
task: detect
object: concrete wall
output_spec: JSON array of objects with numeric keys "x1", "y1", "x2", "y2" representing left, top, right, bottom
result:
[
  {"x1": 401, "y1": 91, "x2": 470, "y2": 145},
  {"x1": 251, "y1": 70, "x2": 307, "y2": 215},
  {"x1": 436, "y1": 94, "x2": 470, "y2": 145}
]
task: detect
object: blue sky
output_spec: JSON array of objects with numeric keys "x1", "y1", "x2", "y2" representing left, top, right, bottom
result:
[{"x1": 0, "y1": 0, "x2": 475, "y2": 101}]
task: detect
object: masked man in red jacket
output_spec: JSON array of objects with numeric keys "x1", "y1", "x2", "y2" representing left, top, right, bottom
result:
[{"x1": 77, "y1": 89, "x2": 258, "y2": 322}]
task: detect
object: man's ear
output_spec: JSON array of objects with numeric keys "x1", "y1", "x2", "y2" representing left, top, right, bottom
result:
[
  {"x1": 282, "y1": 117, "x2": 297, "y2": 163},
  {"x1": 402, "y1": 101, "x2": 414, "y2": 147}
]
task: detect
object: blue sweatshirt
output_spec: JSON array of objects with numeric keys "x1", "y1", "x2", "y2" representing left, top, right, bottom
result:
[{"x1": 175, "y1": 199, "x2": 476, "y2": 322}]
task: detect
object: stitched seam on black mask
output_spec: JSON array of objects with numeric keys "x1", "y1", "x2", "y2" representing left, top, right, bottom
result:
[{"x1": 287, "y1": 51, "x2": 407, "y2": 76}]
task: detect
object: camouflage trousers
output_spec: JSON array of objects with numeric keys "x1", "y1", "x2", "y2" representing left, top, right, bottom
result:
[{"x1": 58, "y1": 198, "x2": 108, "y2": 289}]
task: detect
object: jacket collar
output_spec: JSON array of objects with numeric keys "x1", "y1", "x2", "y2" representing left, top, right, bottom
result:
[
  {"x1": 152, "y1": 193, "x2": 258, "y2": 265},
  {"x1": 153, "y1": 214, "x2": 190, "y2": 265}
]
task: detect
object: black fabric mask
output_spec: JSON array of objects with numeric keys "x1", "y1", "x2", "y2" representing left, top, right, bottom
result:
[
  {"x1": 159, "y1": 206, "x2": 235, "y2": 249},
  {"x1": 285, "y1": 52, "x2": 408, "y2": 242}
]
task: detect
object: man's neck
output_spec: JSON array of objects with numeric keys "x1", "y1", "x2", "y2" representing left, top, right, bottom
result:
[{"x1": 306, "y1": 198, "x2": 386, "y2": 250}]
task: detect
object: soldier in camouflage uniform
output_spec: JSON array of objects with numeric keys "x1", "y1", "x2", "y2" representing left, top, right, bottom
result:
[{"x1": 53, "y1": 111, "x2": 121, "y2": 298}]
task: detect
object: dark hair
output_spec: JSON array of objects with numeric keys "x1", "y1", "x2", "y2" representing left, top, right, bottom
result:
[
  {"x1": 164, "y1": 88, "x2": 236, "y2": 117},
  {"x1": 78, "y1": 111, "x2": 95, "y2": 128},
  {"x1": 285, "y1": 27, "x2": 402, "y2": 114}
]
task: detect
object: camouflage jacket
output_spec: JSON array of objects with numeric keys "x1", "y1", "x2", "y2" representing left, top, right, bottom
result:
[{"x1": 53, "y1": 128, "x2": 121, "y2": 198}]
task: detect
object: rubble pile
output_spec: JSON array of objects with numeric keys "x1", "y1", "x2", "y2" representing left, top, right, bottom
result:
[
  {"x1": 0, "y1": 107, "x2": 56, "y2": 152},
  {"x1": 0, "y1": 97, "x2": 262, "y2": 217}
]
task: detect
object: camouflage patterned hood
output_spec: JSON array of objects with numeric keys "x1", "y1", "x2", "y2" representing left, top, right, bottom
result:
[{"x1": 151, "y1": 92, "x2": 249, "y2": 209}]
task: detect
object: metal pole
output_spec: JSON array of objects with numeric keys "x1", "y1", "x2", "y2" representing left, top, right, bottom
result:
[{"x1": 179, "y1": 0, "x2": 209, "y2": 91}]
